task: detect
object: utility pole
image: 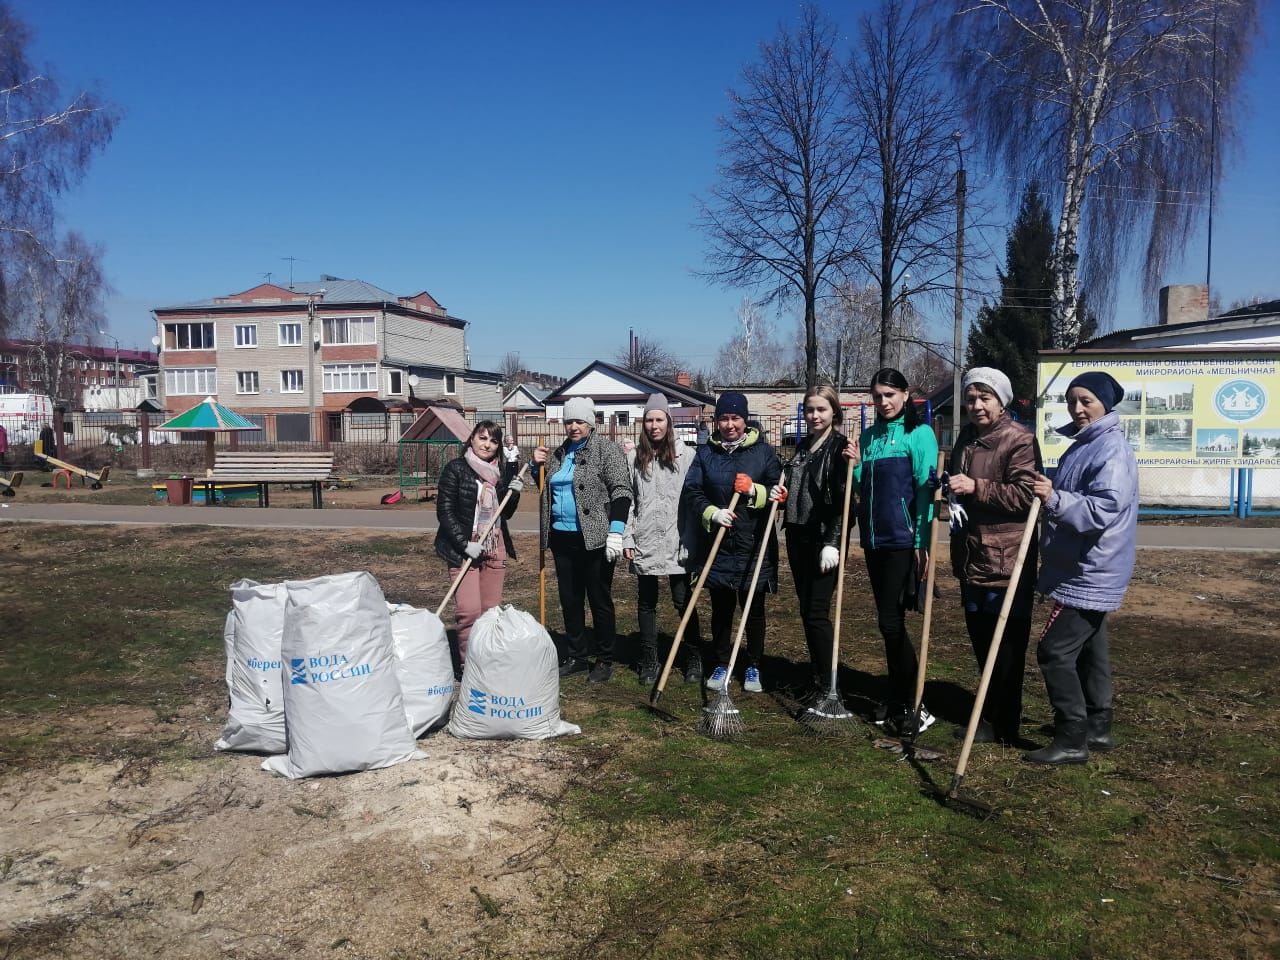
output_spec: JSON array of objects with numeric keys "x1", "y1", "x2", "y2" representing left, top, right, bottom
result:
[
  {"x1": 952, "y1": 131, "x2": 966, "y2": 447},
  {"x1": 99, "y1": 330, "x2": 121, "y2": 410},
  {"x1": 834, "y1": 338, "x2": 843, "y2": 394}
]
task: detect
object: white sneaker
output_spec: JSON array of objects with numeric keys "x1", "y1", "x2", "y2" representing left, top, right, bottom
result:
[
  {"x1": 917, "y1": 705, "x2": 936, "y2": 733},
  {"x1": 743, "y1": 666, "x2": 763, "y2": 693}
]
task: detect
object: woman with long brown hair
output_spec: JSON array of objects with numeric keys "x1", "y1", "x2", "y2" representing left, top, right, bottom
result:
[{"x1": 623, "y1": 393, "x2": 702, "y2": 685}]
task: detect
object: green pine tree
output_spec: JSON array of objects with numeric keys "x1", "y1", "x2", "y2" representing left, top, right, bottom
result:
[{"x1": 966, "y1": 182, "x2": 1055, "y2": 400}]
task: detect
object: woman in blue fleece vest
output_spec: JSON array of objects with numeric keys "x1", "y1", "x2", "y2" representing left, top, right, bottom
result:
[{"x1": 846, "y1": 368, "x2": 939, "y2": 736}]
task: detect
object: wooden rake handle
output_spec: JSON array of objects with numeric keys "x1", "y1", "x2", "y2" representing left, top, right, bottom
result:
[
  {"x1": 828, "y1": 455, "x2": 857, "y2": 683},
  {"x1": 651, "y1": 490, "x2": 742, "y2": 702},
  {"x1": 950, "y1": 496, "x2": 1041, "y2": 790},
  {"x1": 723, "y1": 487, "x2": 784, "y2": 687},
  {"x1": 436, "y1": 463, "x2": 532, "y2": 617},
  {"x1": 912, "y1": 450, "x2": 949, "y2": 717}
]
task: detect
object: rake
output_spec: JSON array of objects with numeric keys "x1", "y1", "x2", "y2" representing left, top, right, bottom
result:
[
  {"x1": 901, "y1": 453, "x2": 947, "y2": 745},
  {"x1": 644, "y1": 491, "x2": 742, "y2": 720},
  {"x1": 435, "y1": 463, "x2": 532, "y2": 617},
  {"x1": 802, "y1": 455, "x2": 857, "y2": 734},
  {"x1": 701, "y1": 486, "x2": 783, "y2": 741},
  {"x1": 935, "y1": 497, "x2": 1041, "y2": 817}
]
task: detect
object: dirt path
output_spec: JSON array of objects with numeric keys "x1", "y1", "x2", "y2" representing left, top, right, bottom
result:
[{"x1": 1, "y1": 711, "x2": 588, "y2": 960}]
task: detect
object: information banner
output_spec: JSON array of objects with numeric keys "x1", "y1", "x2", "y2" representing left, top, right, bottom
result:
[{"x1": 1036, "y1": 352, "x2": 1280, "y2": 468}]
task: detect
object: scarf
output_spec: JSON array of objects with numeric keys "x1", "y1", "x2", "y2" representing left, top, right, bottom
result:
[{"x1": 465, "y1": 449, "x2": 502, "y2": 552}]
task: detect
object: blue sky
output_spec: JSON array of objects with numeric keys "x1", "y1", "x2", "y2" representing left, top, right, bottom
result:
[{"x1": 14, "y1": 0, "x2": 1280, "y2": 376}]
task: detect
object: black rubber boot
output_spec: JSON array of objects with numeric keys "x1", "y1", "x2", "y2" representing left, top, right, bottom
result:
[
  {"x1": 1087, "y1": 709, "x2": 1115, "y2": 752},
  {"x1": 1022, "y1": 719, "x2": 1089, "y2": 765},
  {"x1": 636, "y1": 637, "x2": 659, "y2": 686}
]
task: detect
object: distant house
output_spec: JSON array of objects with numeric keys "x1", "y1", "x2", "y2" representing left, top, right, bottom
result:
[
  {"x1": 545, "y1": 362, "x2": 714, "y2": 428},
  {"x1": 152, "y1": 277, "x2": 504, "y2": 431},
  {"x1": 503, "y1": 383, "x2": 551, "y2": 417}
]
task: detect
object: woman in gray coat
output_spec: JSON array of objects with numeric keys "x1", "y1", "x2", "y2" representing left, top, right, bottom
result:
[
  {"x1": 533, "y1": 397, "x2": 632, "y2": 684},
  {"x1": 624, "y1": 393, "x2": 703, "y2": 686}
]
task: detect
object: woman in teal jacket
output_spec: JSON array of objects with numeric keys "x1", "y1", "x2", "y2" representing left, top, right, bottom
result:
[{"x1": 845, "y1": 368, "x2": 939, "y2": 736}]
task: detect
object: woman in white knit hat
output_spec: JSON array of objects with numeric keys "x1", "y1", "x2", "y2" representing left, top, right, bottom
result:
[
  {"x1": 533, "y1": 397, "x2": 632, "y2": 684},
  {"x1": 623, "y1": 392, "x2": 703, "y2": 685},
  {"x1": 944, "y1": 366, "x2": 1039, "y2": 745}
]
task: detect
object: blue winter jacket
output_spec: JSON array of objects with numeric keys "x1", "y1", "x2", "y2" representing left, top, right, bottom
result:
[{"x1": 1037, "y1": 411, "x2": 1138, "y2": 612}]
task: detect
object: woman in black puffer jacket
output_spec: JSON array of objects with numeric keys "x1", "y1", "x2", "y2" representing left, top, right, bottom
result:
[
  {"x1": 682, "y1": 391, "x2": 782, "y2": 693},
  {"x1": 435, "y1": 420, "x2": 522, "y2": 670}
]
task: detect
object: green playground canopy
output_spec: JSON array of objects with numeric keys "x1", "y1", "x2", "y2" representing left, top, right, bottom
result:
[{"x1": 155, "y1": 396, "x2": 261, "y2": 433}]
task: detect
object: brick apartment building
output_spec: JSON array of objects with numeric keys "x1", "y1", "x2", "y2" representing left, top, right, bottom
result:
[
  {"x1": 152, "y1": 277, "x2": 504, "y2": 435},
  {"x1": 0, "y1": 337, "x2": 156, "y2": 408}
]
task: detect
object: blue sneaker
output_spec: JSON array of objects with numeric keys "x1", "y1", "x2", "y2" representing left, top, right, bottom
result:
[
  {"x1": 743, "y1": 666, "x2": 763, "y2": 693},
  {"x1": 705, "y1": 666, "x2": 729, "y2": 691}
]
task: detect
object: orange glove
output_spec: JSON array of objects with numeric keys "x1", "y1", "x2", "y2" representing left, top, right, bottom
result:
[{"x1": 733, "y1": 473, "x2": 753, "y2": 495}]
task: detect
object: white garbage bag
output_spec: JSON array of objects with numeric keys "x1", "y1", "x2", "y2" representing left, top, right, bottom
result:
[
  {"x1": 448, "y1": 605, "x2": 580, "y2": 740},
  {"x1": 387, "y1": 602, "x2": 455, "y2": 736},
  {"x1": 263, "y1": 572, "x2": 425, "y2": 778},
  {"x1": 215, "y1": 579, "x2": 287, "y2": 754}
]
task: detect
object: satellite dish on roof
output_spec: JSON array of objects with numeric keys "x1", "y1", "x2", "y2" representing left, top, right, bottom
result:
[{"x1": 407, "y1": 374, "x2": 419, "y2": 387}]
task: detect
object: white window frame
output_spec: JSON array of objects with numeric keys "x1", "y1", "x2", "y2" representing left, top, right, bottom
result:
[
  {"x1": 236, "y1": 371, "x2": 260, "y2": 394},
  {"x1": 321, "y1": 315, "x2": 376, "y2": 346},
  {"x1": 387, "y1": 370, "x2": 404, "y2": 395},
  {"x1": 443, "y1": 373, "x2": 457, "y2": 395},
  {"x1": 164, "y1": 367, "x2": 217, "y2": 396},
  {"x1": 163, "y1": 322, "x2": 215, "y2": 351},
  {"x1": 234, "y1": 324, "x2": 258, "y2": 348},
  {"x1": 280, "y1": 369, "x2": 304, "y2": 393},
  {"x1": 323, "y1": 362, "x2": 379, "y2": 393},
  {"x1": 278, "y1": 322, "x2": 303, "y2": 347}
]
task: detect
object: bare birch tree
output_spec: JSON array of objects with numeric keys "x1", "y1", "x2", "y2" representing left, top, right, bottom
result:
[
  {"x1": 798, "y1": 281, "x2": 883, "y2": 388},
  {"x1": 954, "y1": 0, "x2": 1257, "y2": 346},
  {"x1": 15, "y1": 232, "x2": 109, "y2": 405},
  {"x1": 847, "y1": 0, "x2": 965, "y2": 367},
  {"x1": 699, "y1": 5, "x2": 865, "y2": 391},
  {"x1": 0, "y1": 3, "x2": 117, "y2": 334},
  {"x1": 716, "y1": 298, "x2": 787, "y2": 386}
]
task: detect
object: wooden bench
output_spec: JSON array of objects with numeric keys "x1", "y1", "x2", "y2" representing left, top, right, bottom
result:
[{"x1": 205, "y1": 452, "x2": 335, "y2": 508}]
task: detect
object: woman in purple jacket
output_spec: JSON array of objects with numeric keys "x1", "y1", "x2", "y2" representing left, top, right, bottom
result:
[{"x1": 1027, "y1": 372, "x2": 1138, "y2": 765}]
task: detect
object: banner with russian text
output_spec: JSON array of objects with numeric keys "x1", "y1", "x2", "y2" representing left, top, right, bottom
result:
[{"x1": 1036, "y1": 352, "x2": 1280, "y2": 468}]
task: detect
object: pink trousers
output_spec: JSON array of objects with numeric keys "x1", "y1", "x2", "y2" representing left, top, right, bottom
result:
[{"x1": 449, "y1": 559, "x2": 507, "y2": 665}]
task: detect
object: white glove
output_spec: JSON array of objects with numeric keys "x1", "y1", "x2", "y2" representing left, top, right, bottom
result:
[
  {"x1": 711, "y1": 509, "x2": 735, "y2": 528},
  {"x1": 768, "y1": 484, "x2": 786, "y2": 502},
  {"x1": 605, "y1": 532, "x2": 625, "y2": 562},
  {"x1": 947, "y1": 491, "x2": 968, "y2": 532},
  {"x1": 464, "y1": 541, "x2": 485, "y2": 560},
  {"x1": 818, "y1": 545, "x2": 840, "y2": 573},
  {"x1": 506, "y1": 477, "x2": 524, "y2": 494}
]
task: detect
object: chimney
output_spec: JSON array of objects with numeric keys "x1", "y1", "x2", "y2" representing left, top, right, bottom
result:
[
  {"x1": 1158, "y1": 284, "x2": 1209, "y2": 326},
  {"x1": 676, "y1": 370, "x2": 692, "y2": 387}
]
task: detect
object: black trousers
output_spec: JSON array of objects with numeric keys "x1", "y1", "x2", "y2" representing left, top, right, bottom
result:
[
  {"x1": 964, "y1": 611, "x2": 1031, "y2": 734},
  {"x1": 709, "y1": 586, "x2": 765, "y2": 670},
  {"x1": 785, "y1": 528, "x2": 838, "y2": 685},
  {"x1": 1036, "y1": 603, "x2": 1113, "y2": 725},
  {"x1": 864, "y1": 547, "x2": 918, "y2": 711},
  {"x1": 550, "y1": 529, "x2": 617, "y2": 663},
  {"x1": 636, "y1": 573, "x2": 701, "y2": 667}
]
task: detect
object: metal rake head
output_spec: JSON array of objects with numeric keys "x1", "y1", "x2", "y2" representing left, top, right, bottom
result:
[
  {"x1": 800, "y1": 692, "x2": 857, "y2": 736},
  {"x1": 700, "y1": 689, "x2": 743, "y2": 741}
]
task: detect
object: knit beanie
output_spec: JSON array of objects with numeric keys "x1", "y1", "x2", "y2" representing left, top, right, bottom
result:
[
  {"x1": 563, "y1": 396, "x2": 596, "y2": 424},
  {"x1": 962, "y1": 367, "x2": 1013, "y2": 408},
  {"x1": 643, "y1": 392, "x2": 669, "y2": 416},
  {"x1": 714, "y1": 391, "x2": 749, "y2": 420},
  {"x1": 1067, "y1": 372, "x2": 1125, "y2": 413}
]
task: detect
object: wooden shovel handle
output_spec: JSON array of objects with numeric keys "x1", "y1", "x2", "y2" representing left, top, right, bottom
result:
[{"x1": 912, "y1": 450, "x2": 948, "y2": 716}]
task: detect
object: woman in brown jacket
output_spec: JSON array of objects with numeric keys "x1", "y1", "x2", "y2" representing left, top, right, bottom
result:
[{"x1": 946, "y1": 367, "x2": 1040, "y2": 745}]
